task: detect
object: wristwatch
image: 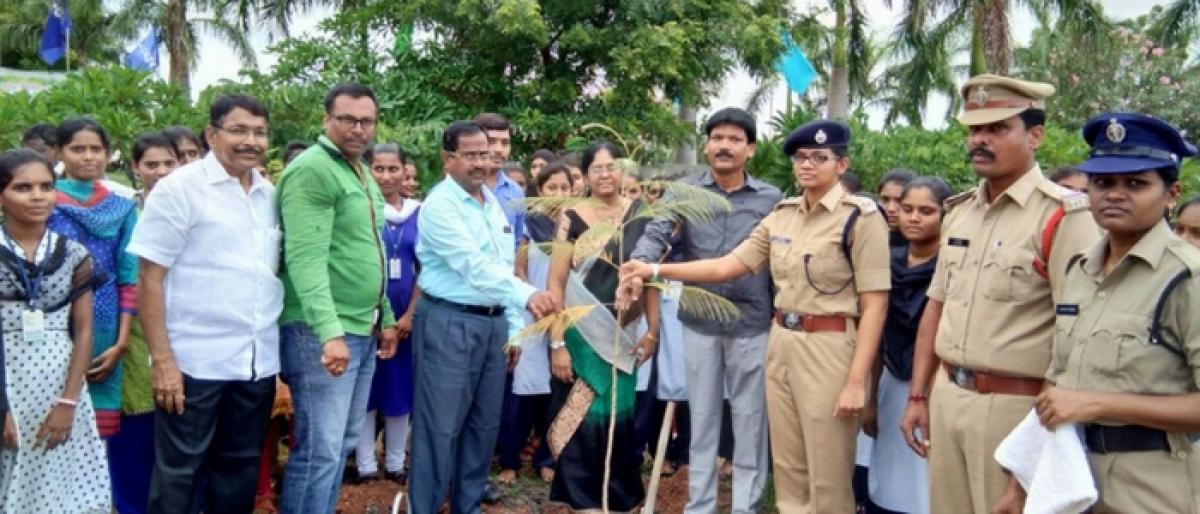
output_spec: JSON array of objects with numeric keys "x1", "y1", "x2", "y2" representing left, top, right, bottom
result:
[
  {"x1": 651, "y1": 263, "x2": 661, "y2": 281},
  {"x1": 550, "y1": 340, "x2": 566, "y2": 350}
]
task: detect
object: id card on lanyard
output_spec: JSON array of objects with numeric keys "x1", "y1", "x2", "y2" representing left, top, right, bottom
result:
[{"x1": 8, "y1": 230, "x2": 48, "y2": 344}]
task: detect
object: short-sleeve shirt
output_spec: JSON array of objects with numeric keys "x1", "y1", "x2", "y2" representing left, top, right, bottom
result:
[
  {"x1": 1047, "y1": 221, "x2": 1200, "y2": 395},
  {"x1": 731, "y1": 184, "x2": 891, "y2": 316},
  {"x1": 928, "y1": 165, "x2": 1101, "y2": 377}
]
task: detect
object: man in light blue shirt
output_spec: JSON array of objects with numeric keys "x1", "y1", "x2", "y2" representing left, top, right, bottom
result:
[{"x1": 408, "y1": 120, "x2": 558, "y2": 514}]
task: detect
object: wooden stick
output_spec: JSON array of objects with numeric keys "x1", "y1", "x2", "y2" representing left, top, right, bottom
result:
[{"x1": 641, "y1": 400, "x2": 676, "y2": 514}]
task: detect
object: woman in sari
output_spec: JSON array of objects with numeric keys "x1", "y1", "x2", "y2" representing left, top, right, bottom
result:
[
  {"x1": 47, "y1": 118, "x2": 138, "y2": 440},
  {"x1": 546, "y1": 141, "x2": 656, "y2": 512}
]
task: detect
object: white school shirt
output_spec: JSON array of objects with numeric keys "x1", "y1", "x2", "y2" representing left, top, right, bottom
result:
[{"x1": 127, "y1": 154, "x2": 284, "y2": 381}]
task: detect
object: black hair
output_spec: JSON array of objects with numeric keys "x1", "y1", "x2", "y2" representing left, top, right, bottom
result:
[
  {"x1": 210, "y1": 93, "x2": 270, "y2": 127},
  {"x1": 364, "y1": 143, "x2": 407, "y2": 166},
  {"x1": 1177, "y1": 195, "x2": 1200, "y2": 219},
  {"x1": 56, "y1": 117, "x2": 111, "y2": 151},
  {"x1": 704, "y1": 107, "x2": 757, "y2": 143},
  {"x1": 902, "y1": 176, "x2": 954, "y2": 213},
  {"x1": 324, "y1": 83, "x2": 378, "y2": 113},
  {"x1": 442, "y1": 121, "x2": 487, "y2": 152},
  {"x1": 1019, "y1": 109, "x2": 1046, "y2": 129},
  {"x1": 0, "y1": 148, "x2": 53, "y2": 192},
  {"x1": 838, "y1": 171, "x2": 862, "y2": 193},
  {"x1": 529, "y1": 160, "x2": 573, "y2": 196},
  {"x1": 531, "y1": 149, "x2": 557, "y2": 165},
  {"x1": 878, "y1": 168, "x2": 916, "y2": 192},
  {"x1": 1048, "y1": 165, "x2": 1082, "y2": 184},
  {"x1": 472, "y1": 112, "x2": 511, "y2": 132},
  {"x1": 132, "y1": 131, "x2": 180, "y2": 164},
  {"x1": 163, "y1": 126, "x2": 204, "y2": 151},
  {"x1": 502, "y1": 161, "x2": 525, "y2": 174},
  {"x1": 22, "y1": 123, "x2": 57, "y2": 146},
  {"x1": 558, "y1": 152, "x2": 580, "y2": 168},
  {"x1": 580, "y1": 140, "x2": 625, "y2": 174},
  {"x1": 282, "y1": 140, "x2": 309, "y2": 166},
  {"x1": 1155, "y1": 165, "x2": 1180, "y2": 187}
]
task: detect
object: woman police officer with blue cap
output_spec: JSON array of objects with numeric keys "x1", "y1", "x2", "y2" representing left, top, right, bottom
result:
[
  {"x1": 619, "y1": 119, "x2": 891, "y2": 512},
  {"x1": 995, "y1": 112, "x2": 1200, "y2": 513}
]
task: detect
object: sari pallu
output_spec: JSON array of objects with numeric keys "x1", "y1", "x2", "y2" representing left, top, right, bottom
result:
[{"x1": 547, "y1": 204, "x2": 648, "y2": 513}]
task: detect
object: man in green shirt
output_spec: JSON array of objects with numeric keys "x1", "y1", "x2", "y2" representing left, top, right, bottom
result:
[{"x1": 276, "y1": 83, "x2": 400, "y2": 514}]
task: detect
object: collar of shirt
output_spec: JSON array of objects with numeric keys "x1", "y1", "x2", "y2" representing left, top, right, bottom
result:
[
  {"x1": 976, "y1": 163, "x2": 1043, "y2": 208},
  {"x1": 440, "y1": 174, "x2": 502, "y2": 208},
  {"x1": 200, "y1": 152, "x2": 271, "y2": 194},
  {"x1": 492, "y1": 170, "x2": 523, "y2": 197},
  {"x1": 698, "y1": 169, "x2": 765, "y2": 192},
  {"x1": 1080, "y1": 220, "x2": 1174, "y2": 278},
  {"x1": 801, "y1": 182, "x2": 847, "y2": 214},
  {"x1": 316, "y1": 135, "x2": 367, "y2": 174}
]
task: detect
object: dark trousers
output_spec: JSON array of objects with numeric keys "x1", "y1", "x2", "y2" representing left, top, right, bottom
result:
[
  {"x1": 149, "y1": 374, "x2": 274, "y2": 514},
  {"x1": 409, "y1": 298, "x2": 508, "y2": 514},
  {"x1": 498, "y1": 393, "x2": 553, "y2": 471}
]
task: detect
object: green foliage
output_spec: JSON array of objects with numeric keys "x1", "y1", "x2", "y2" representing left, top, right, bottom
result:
[
  {"x1": 0, "y1": 0, "x2": 142, "y2": 69},
  {"x1": 0, "y1": 66, "x2": 199, "y2": 154}
]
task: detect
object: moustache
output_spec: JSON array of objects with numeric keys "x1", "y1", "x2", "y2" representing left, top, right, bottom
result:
[
  {"x1": 968, "y1": 146, "x2": 996, "y2": 161},
  {"x1": 715, "y1": 151, "x2": 734, "y2": 159},
  {"x1": 234, "y1": 148, "x2": 263, "y2": 156}
]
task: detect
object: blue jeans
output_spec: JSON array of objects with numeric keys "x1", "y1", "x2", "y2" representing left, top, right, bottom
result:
[{"x1": 278, "y1": 323, "x2": 377, "y2": 514}]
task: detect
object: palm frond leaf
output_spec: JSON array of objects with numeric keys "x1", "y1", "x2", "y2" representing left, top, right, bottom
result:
[
  {"x1": 517, "y1": 240, "x2": 577, "y2": 261},
  {"x1": 506, "y1": 305, "x2": 597, "y2": 348},
  {"x1": 627, "y1": 180, "x2": 733, "y2": 225},
  {"x1": 649, "y1": 283, "x2": 740, "y2": 323},
  {"x1": 517, "y1": 195, "x2": 598, "y2": 216},
  {"x1": 572, "y1": 221, "x2": 621, "y2": 263}
]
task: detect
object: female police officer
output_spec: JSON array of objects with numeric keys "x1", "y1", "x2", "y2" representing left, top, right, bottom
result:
[
  {"x1": 619, "y1": 120, "x2": 890, "y2": 512},
  {"x1": 995, "y1": 112, "x2": 1200, "y2": 513}
]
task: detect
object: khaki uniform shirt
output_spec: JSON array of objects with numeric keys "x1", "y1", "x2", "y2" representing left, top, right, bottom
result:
[
  {"x1": 732, "y1": 184, "x2": 891, "y2": 316},
  {"x1": 929, "y1": 165, "x2": 1101, "y2": 377},
  {"x1": 1048, "y1": 221, "x2": 1200, "y2": 396}
]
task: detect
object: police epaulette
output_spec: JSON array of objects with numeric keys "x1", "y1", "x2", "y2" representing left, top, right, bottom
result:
[
  {"x1": 1036, "y1": 180, "x2": 1090, "y2": 212},
  {"x1": 774, "y1": 196, "x2": 805, "y2": 210},
  {"x1": 842, "y1": 194, "x2": 879, "y2": 214},
  {"x1": 943, "y1": 188, "x2": 976, "y2": 211}
]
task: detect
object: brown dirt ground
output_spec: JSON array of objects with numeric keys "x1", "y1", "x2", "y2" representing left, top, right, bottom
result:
[{"x1": 335, "y1": 464, "x2": 738, "y2": 514}]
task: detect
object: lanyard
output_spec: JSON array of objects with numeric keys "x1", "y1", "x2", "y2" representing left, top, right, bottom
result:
[{"x1": 5, "y1": 229, "x2": 48, "y2": 308}]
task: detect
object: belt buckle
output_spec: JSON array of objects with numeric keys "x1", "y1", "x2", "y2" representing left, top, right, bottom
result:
[
  {"x1": 486, "y1": 305, "x2": 498, "y2": 316},
  {"x1": 783, "y1": 312, "x2": 802, "y2": 330},
  {"x1": 952, "y1": 366, "x2": 974, "y2": 390}
]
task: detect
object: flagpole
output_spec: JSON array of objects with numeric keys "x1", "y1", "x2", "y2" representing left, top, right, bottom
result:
[{"x1": 64, "y1": 0, "x2": 70, "y2": 72}]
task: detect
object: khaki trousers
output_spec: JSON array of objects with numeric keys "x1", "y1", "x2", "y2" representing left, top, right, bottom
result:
[
  {"x1": 765, "y1": 325, "x2": 858, "y2": 514},
  {"x1": 928, "y1": 369, "x2": 1032, "y2": 514},
  {"x1": 1089, "y1": 441, "x2": 1200, "y2": 512}
]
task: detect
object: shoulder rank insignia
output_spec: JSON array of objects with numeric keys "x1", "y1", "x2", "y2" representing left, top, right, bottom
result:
[
  {"x1": 843, "y1": 194, "x2": 878, "y2": 215},
  {"x1": 943, "y1": 188, "x2": 976, "y2": 211}
]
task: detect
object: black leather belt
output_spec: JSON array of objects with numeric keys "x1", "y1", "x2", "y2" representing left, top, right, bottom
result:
[
  {"x1": 425, "y1": 295, "x2": 506, "y2": 317},
  {"x1": 1083, "y1": 424, "x2": 1170, "y2": 454}
]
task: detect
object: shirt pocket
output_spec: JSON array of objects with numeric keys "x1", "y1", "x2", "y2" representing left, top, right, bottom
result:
[
  {"x1": 981, "y1": 245, "x2": 1040, "y2": 302},
  {"x1": 261, "y1": 226, "x2": 283, "y2": 275},
  {"x1": 801, "y1": 238, "x2": 853, "y2": 295},
  {"x1": 1049, "y1": 313, "x2": 1080, "y2": 379},
  {"x1": 1082, "y1": 314, "x2": 1153, "y2": 384},
  {"x1": 769, "y1": 235, "x2": 795, "y2": 282}
]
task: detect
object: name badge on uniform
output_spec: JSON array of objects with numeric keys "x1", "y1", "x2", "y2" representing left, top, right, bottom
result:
[
  {"x1": 389, "y1": 258, "x2": 402, "y2": 280},
  {"x1": 770, "y1": 236, "x2": 792, "y2": 245},
  {"x1": 1055, "y1": 304, "x2": 1080, "y2": 316},
  {"x1": 948, "y1": 238, "x2": 970, "y2": 247},
  {"x1": 22, "y1": 309, "x2": 44, "y2": 344}
]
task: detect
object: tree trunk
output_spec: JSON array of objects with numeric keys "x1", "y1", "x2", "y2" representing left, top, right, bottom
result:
[
  {"x1": 826, "y1": 0, "x2": 851, "y2": 119},
  {"x1": 675, "y1": 102, "x2": 698, "y2": 165},
  {"x1": 165, "y1": 0, "x2": 190, "y2": 94},
  {"x1": 970, "y1": 2, "x2": 987, "y2": 76},
  {"x1": 981, "y1": 0, "x2": 1011, "y2": 74}
]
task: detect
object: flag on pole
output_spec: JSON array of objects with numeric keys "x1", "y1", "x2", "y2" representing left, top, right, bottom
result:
[
  {"x1": 776, "y1": 30, "x2": 816, "y2": 95},
  {"x1": 123, "y1": 26, "x2": 160, "y2": 71},
  {"x1": 38, "y1": 0, "x2": 71, "y2": 65}
]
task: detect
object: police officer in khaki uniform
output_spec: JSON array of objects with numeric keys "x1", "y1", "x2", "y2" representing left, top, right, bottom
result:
[
  {"x1": 620, "y1": 120, "x2": 891, "y2": 513},
  {"x1": 898, "y1": 74, "x2": 1102, "y2": 513},
  {"x1": 994, "y1": 113, "x2": 1200, "y2": 513}
]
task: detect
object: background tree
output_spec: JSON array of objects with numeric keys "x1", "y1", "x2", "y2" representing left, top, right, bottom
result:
[{"x1": 0, "y1": 0, "x2": 141, "y2": 69}]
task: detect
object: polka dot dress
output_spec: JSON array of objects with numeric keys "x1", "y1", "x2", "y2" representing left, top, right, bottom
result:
[{"x1": 0, "y1": 233, "x2": 110, "y2": 513}]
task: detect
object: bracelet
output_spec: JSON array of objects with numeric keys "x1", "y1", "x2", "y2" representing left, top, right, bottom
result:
[
  {"x1": 907, "y1": 394, "x2": 928, "y2": 403},
  {"x1": 549, "y1": 340, "x2": 566, "y2": 350},
  {"x1": 54, "y1": 397, "x2": 79, "y2": 408},
  {"x1": 650, "y1": 263, "x2": 661, "y2": 281}
]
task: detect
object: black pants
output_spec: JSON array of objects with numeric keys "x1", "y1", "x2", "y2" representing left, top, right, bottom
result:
[
  {"x1": 498, "y1": 392, "x2": 553, "y2": 470},
  {"x1": 148, "y1": 374, "x2": 274, "y2": 514}
]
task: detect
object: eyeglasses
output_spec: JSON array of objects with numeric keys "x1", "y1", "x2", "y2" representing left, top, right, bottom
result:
[
  {"x1": 332, "y1": 115, "x2": 377, "y2": 130},
  {"x1": 587, "y1": 163, "x2": 618, "y2": 175},
  {"x1": 790, "y1": 153, "x2": 836, "y2": 165},
  {"x1": 449, "y1": 151, "x2": 492, "y2": 162},
  {"x1": 215, "y1": 125, "x2": 270, "y2": 140}
]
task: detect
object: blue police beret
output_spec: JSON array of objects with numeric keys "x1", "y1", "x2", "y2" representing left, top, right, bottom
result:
[
  {"x1": 782, "y1": 120, "x2": 851, "y2": 157},
  {"x1": 1078, "y1": 112, "x2": 1197, "y2": 174}
]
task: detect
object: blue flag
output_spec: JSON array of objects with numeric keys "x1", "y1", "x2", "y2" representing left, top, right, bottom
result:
[
  {"x1": 38, "y1": 0, "x2": 71, "y2": 65},
  {"x1": 776, "y1": 31, "x2": 816, "y2": 95},
  {"x1": 123, "y1": 27, "x2": 160, "y2": 71}
]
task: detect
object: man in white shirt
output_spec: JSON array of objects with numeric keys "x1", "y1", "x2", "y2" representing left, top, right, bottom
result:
[{"x1": 128, "y1": 94, "x2": 284, "y2": 514}]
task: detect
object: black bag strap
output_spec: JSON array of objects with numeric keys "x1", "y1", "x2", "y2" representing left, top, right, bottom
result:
[
  {"x1": 1149, "y1": 269, "x2": 1192, "y2": 361},
  {"x1": 841, "y1": 205, "x2": 861, "y2": 272}
]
